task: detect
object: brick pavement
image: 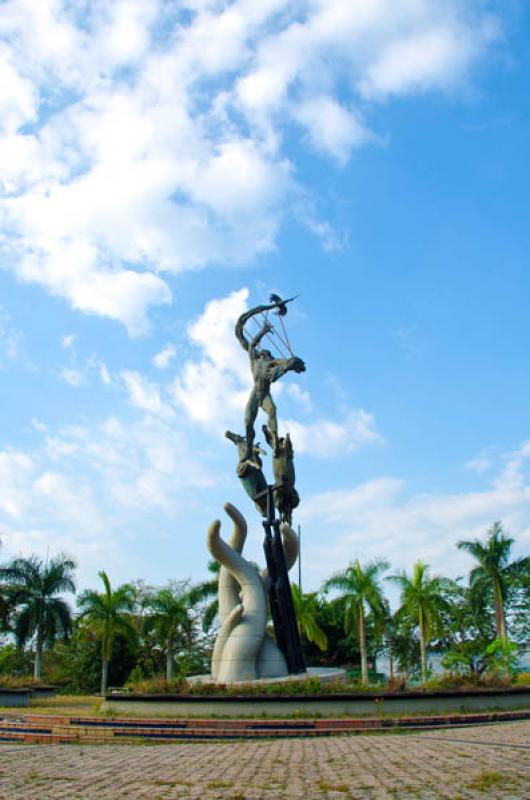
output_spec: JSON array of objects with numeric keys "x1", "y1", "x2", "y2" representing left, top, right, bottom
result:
[{"x1": 0, "y1": 721, "x2": 528, "y2": 799}]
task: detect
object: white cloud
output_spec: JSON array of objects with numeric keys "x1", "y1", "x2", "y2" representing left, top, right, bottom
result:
[
  {"x1": 153, "y1": 343, "x2": 177, "y2": 369},
  {"x1": 0, "y1": 1, "x2": 500, "y2": 330},
  {"x1": 0, "y1": 48, "x2": 37, "y2": 134},
  {"x1": 299, "y1": 441, "x2": 530, "y2": 590},
  {"x1": 44, "y1": 415, "x2": 216, "y2": 511},
  {"x1": 286, "y1": 382, "x2": 313, "y2": 414},
  {"x1": 0, "y1": 309, "x2": 20, "y2": 363},
  {"x1": 61, "y1": 333, "x2": 76, "y2": 349},
  {"x1": 495, "y1": 440, "x2": 530, "y2": 493},
  {"x1": 121, "y1": 370, "x2": 174, "y2": 418},
  {"x1": 57, "y1": 351, "x2": 112, "y2": 388},
  {"x1": 281, "y1": 409, "x2": 383, "y2": 457},
  {"x1": 293, "y1": 97, "x2": 374, "y2": 164},
  {"x1": 30, "y1": 418, "x2": 47, "y2": 433},
  {"x1": 98, "y1": 361, "x2": 112, "y2": 385},
  {"x1": 466, "y1": 454, "x2": 493, "y2": 474},
  {"x1": 358, "y1": 17, "x2": 499, "y2": 99},
  {"x1": 59, "y1": 367, "x2": 85, "y2": 387},
  {"x1": 0, "y1": 411, "x2": 219, "y2": 582},
  {"x1": 172, "y1": 288, "x2": 251, "y2": 431},
  {"x1": 0, "y1": 450, "x2": 35, "y2": 518}
]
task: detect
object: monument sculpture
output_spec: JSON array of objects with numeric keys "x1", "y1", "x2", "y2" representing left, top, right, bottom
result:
[{"x1": 207, "y1": 295, "x2": 307, "y2": 681}]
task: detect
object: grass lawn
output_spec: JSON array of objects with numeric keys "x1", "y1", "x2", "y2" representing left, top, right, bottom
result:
[{"x1": 0, "y1": 695, "x2": 103, "y2": 716}]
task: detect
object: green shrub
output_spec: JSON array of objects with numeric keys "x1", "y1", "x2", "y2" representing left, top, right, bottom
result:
[
  {"x1": 124, "y1": 675, "x2": 400, "y2": 697},
  {"x1": 125, "y1": 665, "x2": 146, "y2": 686},
  {"x1": 126, "y1": 675, "x2": 189, "y2": 694},
  {"x1": 441, "y1": 650, "x2": 473, "y2": 675},
  {"x1": 0, "y1": 643, "x2": 32, "y2": 678},
  {"x1": 483, "y1": 639, "x2": 519, "y2": 675},
  {"x1": 420, "y1": 671, "x2": 513, "y2": 691}
]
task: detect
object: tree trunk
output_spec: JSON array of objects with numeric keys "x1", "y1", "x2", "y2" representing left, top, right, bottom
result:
[
  {"x1": 494, "y1": 580, "x2": 507, "y2": 640},
  {"x1": 34, "y1": 641, "x2": 43, "y2": 680},
  {"x1": 101, "y1": 623, "x2": 110, "y2": 696},
  {"x1": 359, "y1": 606, "x2": 368, "y2": 685},
  {"x1": 419, "y1": 614, "x2": 427, "y2": 683},
  {"x1": 101, "y1": 657, "x2": 109, "y2": 696},
  {"x1": 166, "y1": 641, "x2": 174, "y2": 681},
  {"x1": 34, "y1": 615, "x2": 44, "y2": 680},
  {"x1": 388, "y1": 640, "x2": 394, "y2": 681}
]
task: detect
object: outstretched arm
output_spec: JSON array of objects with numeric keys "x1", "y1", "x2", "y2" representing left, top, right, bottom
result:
[
  {"x1": 269, "y1": 355, "x2": 306, "y2": 382},
  {"x1": 249, "y1": 322, "x2": 273, "y2": 355}
]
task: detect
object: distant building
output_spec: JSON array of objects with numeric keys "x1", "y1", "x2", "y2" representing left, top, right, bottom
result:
[{"x1": 377, "y1": 644, "x2": 530, "y2": 677}]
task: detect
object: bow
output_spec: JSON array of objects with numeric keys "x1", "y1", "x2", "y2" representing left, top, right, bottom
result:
[{"x1": 235, "y1": 295, "x2": 298, "y2": 358}]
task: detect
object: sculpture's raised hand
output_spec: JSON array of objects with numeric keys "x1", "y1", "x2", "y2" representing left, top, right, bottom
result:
[{"x1": 290, "y1": 356, "x2": 306, "y2": 373}]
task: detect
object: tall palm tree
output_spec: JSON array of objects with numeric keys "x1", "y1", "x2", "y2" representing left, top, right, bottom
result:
[
  {"x1": 290, "y1": 584, "x2": 328, "y2": 652},
  {"x1": 388, "y1": 561, "x2": 451, "y2": 682},
  {"x1": 77, "y1": 571, "x2": 136, "y2": 695},
  {"x1": 145, "y1": 585, "x2": 192, "y2": 680},
  {"x1": 457, "y1": 521, "x2": 530, "y2": 641},
  {"x1": 188, "y1": 560, "x2": 220, "y2": 632},
  {"x1": 380, "y1": 600, "x2": 398, "y2": 681},
  {"x1": 0, "y1": 554, "x2": 76, "y2": 679},
  {"x1": 325, "y1": 559, "x2": 389, "y2": 684}
]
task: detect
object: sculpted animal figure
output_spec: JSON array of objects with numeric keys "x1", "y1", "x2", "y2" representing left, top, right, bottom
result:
[
  {"x1": 262, "y1": 425, "x2": 300, "y2": 524},
  {"x1": 225, "y1": 431, "x2": 268, "y2": 516},
  {"x1": 207, "y1": 503, "x2": 299, "y2": 682}
]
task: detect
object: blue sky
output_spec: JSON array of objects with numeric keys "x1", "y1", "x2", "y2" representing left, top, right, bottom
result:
[{"x1": 1, "y1": 0, "x2": 529, "y2": 596}]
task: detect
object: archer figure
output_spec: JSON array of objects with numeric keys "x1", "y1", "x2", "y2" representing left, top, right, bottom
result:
[{"x1": 236, "y1": 304, "x2": 305, "y2": 461}]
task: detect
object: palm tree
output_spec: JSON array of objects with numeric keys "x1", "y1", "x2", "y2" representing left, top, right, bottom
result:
[
  {"x1": 380, "y1": 601, "x2": 398, "y2": 681},
  {"x1": 324, "y1": 559, "x2": 389, "y2": 684},
  {"x1": 188, "y1": 560, "x2": 220, "y2": 632},
  {"x1": 0, "y1": 554, "x2": 76, "y2": 679},
  {"x1": 145, "y1": 585, "x2": 192, "y2": 680},
  {"x1": 388, "y1": 561, "x2": 451, "y2": 682},
  {"x1": 77, "y1": 571, "x2": 136, "y2": 695},
  {"x1": 0, "y1": 586, "x2": 14, "y2": 633},
  {"x1": 290, "y1": 584, "x2": 328, "y2": 652},
  {"x1": 457, "y1": 521, "x2": 530, "y2": 641}
]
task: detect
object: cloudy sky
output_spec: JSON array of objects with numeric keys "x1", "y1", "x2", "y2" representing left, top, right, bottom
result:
[{"x1": 1, "y1": 0, "x2": 529, "y2": 596}]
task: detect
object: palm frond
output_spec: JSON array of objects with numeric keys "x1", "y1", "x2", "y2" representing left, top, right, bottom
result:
[
  {"x1": 14, "y1": 605, "x2": 37, "y2": 647},
  {"x1": 201, "y1": 600, "x2": 219, "y2": 632}
]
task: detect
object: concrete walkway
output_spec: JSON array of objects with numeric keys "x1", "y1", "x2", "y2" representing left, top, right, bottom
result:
[{"x1": 0, "y1": 720, "x2": 529, "y2": 799}]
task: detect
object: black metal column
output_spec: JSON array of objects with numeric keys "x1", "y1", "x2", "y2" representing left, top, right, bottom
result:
[{"x1": 261, "y1": 485, "x2": 306, "y2": 675}]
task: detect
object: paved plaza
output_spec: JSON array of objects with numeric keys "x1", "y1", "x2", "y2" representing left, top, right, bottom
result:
[{"x1": 0, "y1": 721, "x2": 528, "y2": 799}]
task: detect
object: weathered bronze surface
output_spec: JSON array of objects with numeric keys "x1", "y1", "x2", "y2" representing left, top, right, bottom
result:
[
  {"x1": 225, "y1": 430, "x2": 268, "y2": 516},
  {"x1": 262, "y1": 424, "x2": 299, "y2": 524},
  {"x1": 235, "y1": 299, "x2": 305, "y2": 462}
]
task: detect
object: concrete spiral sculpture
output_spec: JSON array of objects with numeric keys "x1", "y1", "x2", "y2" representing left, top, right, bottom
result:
[{"x1": 207, "y1": 502, "x2": 299, "y2": 682}]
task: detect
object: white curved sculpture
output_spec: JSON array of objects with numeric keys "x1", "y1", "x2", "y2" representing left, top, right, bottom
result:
[{"x1": 207, "y1": 502, "x2": 299, "y2": 682}]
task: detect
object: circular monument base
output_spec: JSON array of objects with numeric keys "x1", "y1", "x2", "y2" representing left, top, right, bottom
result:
[
  {"x1": 103, "y1": 684, "x2": 530, "y2": 719},
  {"x1": 187, "y1": 667, "x2": 346, "y2": 687}
]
